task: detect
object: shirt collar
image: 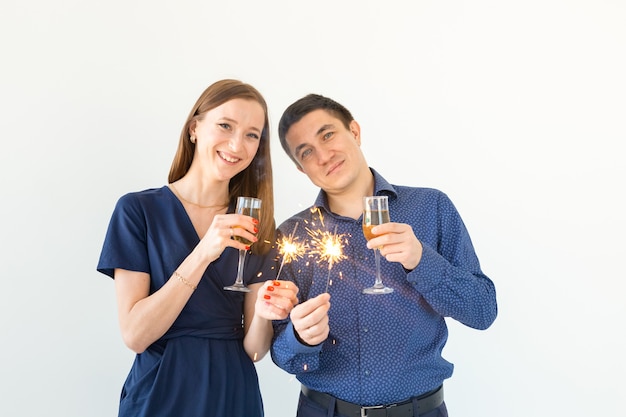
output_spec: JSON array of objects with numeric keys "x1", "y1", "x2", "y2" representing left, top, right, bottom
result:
[{"x1": 313, "y1": 167, "x2": 398, "y2": 215}]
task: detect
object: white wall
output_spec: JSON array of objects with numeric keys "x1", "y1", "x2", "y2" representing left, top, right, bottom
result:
[{"x1": 1, "y1": 1, "x2": 624, "y2": 416}]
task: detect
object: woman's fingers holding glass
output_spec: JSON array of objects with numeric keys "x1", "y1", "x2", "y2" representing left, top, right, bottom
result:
[{"x1": 229, "y1": 214, "x2": 259, "y2": 249}]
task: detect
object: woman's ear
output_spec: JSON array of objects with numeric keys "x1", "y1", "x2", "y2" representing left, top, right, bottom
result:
[{"x1": 188, "y1": 120, "x2": 197, "y2": 140}]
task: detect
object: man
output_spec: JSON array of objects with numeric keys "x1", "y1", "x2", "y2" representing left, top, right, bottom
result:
[{"x1": 271, "y1": 94, "x2": 497, "y2": 417}]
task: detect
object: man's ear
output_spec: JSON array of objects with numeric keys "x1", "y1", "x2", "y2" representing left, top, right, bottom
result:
[{"x1": 349, "y1": 120, "x2": 362, "y2": 145}]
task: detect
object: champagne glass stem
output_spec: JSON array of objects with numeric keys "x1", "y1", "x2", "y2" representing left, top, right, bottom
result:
[
  {"x1": 235, "y1": 249, "x2": 247, "y2": 285},
  {"x1": 225, "y1": 248, "x2": 251, "y2": 292},
  {"x1": 373, "y1": 248, "x2": 384, "y2": 289}
]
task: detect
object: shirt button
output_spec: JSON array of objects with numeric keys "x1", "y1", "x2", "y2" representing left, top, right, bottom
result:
[
  {"x1": 364, "y1": 370, "x2": 371, "y2": 376},
  {"x1": 363, "y1": 328, "x2": 369, "y2": 333}
]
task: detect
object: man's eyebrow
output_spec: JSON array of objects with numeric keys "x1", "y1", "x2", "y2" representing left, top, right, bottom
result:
[
  {"x1": 316, "y1": 124, "x2": 335, "y2": 136},
  {"x1": 294, "y1": 143, "x2": 307, "y2": 158}
]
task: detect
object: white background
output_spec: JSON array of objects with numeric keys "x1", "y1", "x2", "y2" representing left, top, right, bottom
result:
[{"x1": 1, "y1": 1, "x2": 624, "y2": 416}]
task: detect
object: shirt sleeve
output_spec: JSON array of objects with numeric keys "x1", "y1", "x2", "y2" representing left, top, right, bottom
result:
[
  {"x1": 406, "y1": 192, "x2": 498, "y2": 330},
  {"x1": 271, "y1": 317, "x2": 324, "y2": 374}
]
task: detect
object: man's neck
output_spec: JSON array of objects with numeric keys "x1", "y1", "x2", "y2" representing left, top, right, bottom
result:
[{"x1": 326, "y1": 170, "x2": 375, "y2": 220}]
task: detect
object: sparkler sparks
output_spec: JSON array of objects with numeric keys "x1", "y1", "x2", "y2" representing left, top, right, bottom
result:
[
  {"x1": 307, "y1": 224, "x2": 346, "y2": 293},
  {"x1": 308, "y1": 227, "x2": 346, "y2": 266},
  {"x1": 276, "y1": 208, "x2": 348, "y2": 294},
  {"x1": 275, "y1": 223, "x2": 306, "y2": 281}
]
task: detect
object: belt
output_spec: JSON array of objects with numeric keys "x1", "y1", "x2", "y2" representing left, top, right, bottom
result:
[{"x1": 301, "y1": 385, "x2": 444, "y2": 417}]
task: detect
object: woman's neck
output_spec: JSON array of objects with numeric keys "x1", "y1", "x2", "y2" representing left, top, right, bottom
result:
[{"x1": 169, "y1": 177, "x2": 229, "y2": 209}]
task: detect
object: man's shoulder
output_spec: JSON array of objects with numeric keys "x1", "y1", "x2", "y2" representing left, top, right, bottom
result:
[{"x1": 392, "y1": 184, "x2": 446, "y2": 199}]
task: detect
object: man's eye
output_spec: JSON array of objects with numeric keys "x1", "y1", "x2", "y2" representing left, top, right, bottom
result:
[
  {"x1": 300, "y1": 149, "x2": 312, "y2": 159},
  {"x1": 323, "y1": 132, "x2": 333, "y2": 140}
]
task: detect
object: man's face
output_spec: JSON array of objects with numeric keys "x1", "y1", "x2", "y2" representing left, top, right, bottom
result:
[{"x1": 284, "y1": 109, "x2": 366, "y2": 195}]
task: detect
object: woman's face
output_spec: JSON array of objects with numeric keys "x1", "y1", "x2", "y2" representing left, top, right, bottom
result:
[{"x1": 191, "y1": 98, "x2": 265, "y2": 182}]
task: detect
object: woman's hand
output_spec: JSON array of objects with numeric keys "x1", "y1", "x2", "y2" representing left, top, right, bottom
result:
[
  {"x1": 243, "y1": 280, "x2": 300, "y2": 361},
  {"x1": 196, "y1": 213, "x2": 259, "y2": 263},
  {"x1": 254, "y1": 280, "x2": 299, "y2": 320}
]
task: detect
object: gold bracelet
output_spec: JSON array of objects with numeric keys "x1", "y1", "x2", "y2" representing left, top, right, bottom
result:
[{"x1": 174, "y1": 271, "x2": 197, "y2": 291}]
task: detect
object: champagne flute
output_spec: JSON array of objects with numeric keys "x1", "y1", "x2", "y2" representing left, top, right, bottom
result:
[
  {"x1": 362, "y1": 196, "x2": 394, "y2": 294},
  {"x1": 224, "y1": 196, "x2": 261, "y2": 292}
]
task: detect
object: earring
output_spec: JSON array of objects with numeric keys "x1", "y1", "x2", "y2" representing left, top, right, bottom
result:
[{"x1": 190, "y1": 136, "x2": 196, "y2": 144}]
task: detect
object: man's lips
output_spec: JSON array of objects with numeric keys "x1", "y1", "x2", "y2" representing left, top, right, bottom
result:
[{"x1": 326, "y1": 160, "x2": 344, "y2": 176}]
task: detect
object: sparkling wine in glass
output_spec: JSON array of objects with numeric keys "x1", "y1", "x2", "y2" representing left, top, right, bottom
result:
[
  {"x1": 362, "y1": 196, "x2": 394, "y2": 294},
  {"x1": 224, "y1": 196, "x2": 261, "y2": 292}
]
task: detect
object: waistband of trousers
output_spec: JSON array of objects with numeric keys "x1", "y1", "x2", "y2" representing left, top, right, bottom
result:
[{"x1": 301, "y1": 385, "x2": 444, "y2": 417}]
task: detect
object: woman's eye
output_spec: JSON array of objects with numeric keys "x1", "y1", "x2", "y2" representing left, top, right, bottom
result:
[
  {"x1": 218, "y1": 123, "x2": 231, "y2": 130},
  {"x1": 247, "y1": 133, "x2": 260, "y2": 140}
]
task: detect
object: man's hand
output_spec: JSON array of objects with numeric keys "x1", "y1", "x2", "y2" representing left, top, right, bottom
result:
[
  {"x1": 290, "y1": 293, "x2": 331, "y2": 346},
  {"x1": 367, "y1": 222, "x2": 423, "y2": 271}
]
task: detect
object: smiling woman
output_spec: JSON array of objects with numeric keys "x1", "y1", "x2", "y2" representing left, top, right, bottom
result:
[
  {"x1": 188, "y1": 98, "x2": 264, "y2": 185},
  {"x1": 95, "y1": 79, "x2": 299, "y2": 417}
]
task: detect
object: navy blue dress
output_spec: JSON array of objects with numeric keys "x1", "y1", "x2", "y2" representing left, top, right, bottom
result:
[{"x1": 97, "y1": 186, "x2": 275, "y2": 417}]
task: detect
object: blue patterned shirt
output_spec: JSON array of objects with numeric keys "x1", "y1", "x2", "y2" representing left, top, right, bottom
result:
[{"x1": 271, "y1": 169, "x2": 497, "y2": 406}]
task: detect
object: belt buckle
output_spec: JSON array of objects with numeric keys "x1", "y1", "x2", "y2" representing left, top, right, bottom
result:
[{"x1": 360, "y1": 403, "x2": 396, "y2": 417}]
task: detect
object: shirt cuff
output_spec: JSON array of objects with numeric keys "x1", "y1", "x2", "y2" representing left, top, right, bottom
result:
[{"x1": 285, "y1": 321, "x2": 324, "y2": 354}]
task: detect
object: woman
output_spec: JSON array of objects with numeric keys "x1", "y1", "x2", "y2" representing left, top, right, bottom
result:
[{"x1": 97, "y1": 79, "x2": 299, "y2": 417}]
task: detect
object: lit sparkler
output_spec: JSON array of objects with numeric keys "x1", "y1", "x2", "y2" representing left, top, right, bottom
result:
[
  {"x1": 307, "y1": 224, "x2": 346, "y2": 293},
  {"x1": 275, "y1": 222, "x2": 306, "y2": 281}
]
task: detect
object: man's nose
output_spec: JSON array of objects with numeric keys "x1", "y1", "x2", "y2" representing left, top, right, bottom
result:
[{"x1": 316, "y1": 146, "x2": 333, "y2": 164}]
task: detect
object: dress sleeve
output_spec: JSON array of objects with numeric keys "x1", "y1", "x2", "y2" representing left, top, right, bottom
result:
[{"x1": 97, "y1": 193, "x2": 150, "y2": 279}]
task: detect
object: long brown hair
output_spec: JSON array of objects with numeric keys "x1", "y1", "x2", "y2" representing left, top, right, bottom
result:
[{"x1": 168, "y1": 79, "x2": 275, "y2": 255}]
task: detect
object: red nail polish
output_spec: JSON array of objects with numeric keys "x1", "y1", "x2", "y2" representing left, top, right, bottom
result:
[
  {"x1": 245, "y1": 245, "x2": 251, "y2": 250},
  {"x1": 263, "y1": 294, "x2": 271, "y2": 300},
  {"x1": 273, "y1": 280, "x2": 281, "y2": 286},
  {"x1": 253, "y1": 227, "x2": 258, "y2": 233},
  {"x1": 252, "y1": 218, "x2": 259, "y2": 225},
  {"x1": 267, "y1": 286, "x2": 275, "y2": 291}
]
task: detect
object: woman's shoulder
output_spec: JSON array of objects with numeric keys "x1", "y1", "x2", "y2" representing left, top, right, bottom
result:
[
  {"x1": 117, "y1": 186, "x2": 171, "y2": 204},
  {"x1": 111, "y1": 186, "x2": 173, "y2": 216}
]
